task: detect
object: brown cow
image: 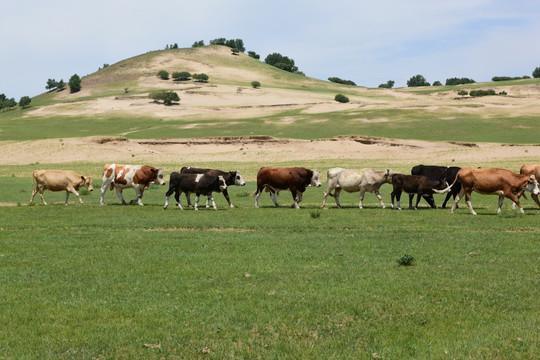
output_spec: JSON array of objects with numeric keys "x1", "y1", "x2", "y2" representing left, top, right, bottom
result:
[
  {"x1": 100, "y1": 164, "x2": 165, "y2": 206},
  {"x1": 390, "y1": 174, "x2": 450, "y2": 210},
  {"x1": 254, "y1": 167, "x2": 321, "y2": 208},
  {"x1": 516, "y1": 164, "x2": 540, "y2": 208},
  {"x1": 30, "y1": 170, "x2": 93, "y2": 205},
  {"x1": 448, "y1": 167, "x2": 539, "y2": 215}
]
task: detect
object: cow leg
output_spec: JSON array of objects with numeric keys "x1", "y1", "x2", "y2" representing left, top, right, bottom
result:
[
  {"x1": 423, "y1": 194, "x2": 437, "y2": 209},
  {"x1": 409, "y1": 193, "x2": 415, "y2": 209},
  {"x1": 270, "y1": 190, "x2": 280, "y2": 207},
  {"x1": 129, "y1": 187, "x2": 144, "y2": 206},
  {"x1": 37, "y1": 187, "x2": 47, "y2": 205},
  {"x1": 358, "y1": 190, "x2": 365, "y2": 209},
  {"x1": 290, "y1": 189, "x2": 300, "y2": 209},
  {"x1": 391, "y1": 189, "x2": 401, "y2": 210},
  {"x1": 532, "y1": 194, "x2": 540, "y2": 208},
  {"x1": 254, "y1": 186, "x2": 264, "y2": 208},
  {"x1": 114, "y1": 187, "x2": 128, "y2": 205},
  {"x1": 209, "y1": 194, "x2": 218, "y2": 210},
  {"x1": 194, "y1": 194, "x2": 200, "y2": 210},
  {"x1": 185, "y1": 193, "x2": 193, "y2": 208},
  {"x1": 30, "y1": 187, "x2": 39, "y2": 204},
  {"x1": 321, "y1": 186, "x2": 334, "y2": 208},
  {"x1": 66, "y1": 187, "x2": 83, "y2": 205},
  {"x1": 464, "y1": 192, "x2": 477, "y2": 215},
  {"x1": 375, "y1": 189, "x2": 385, "y2": 209},
  {"x1": 414, "y1": 194, "x2": 423, "y2": 210},
  {"x1": 99, "y1": 179, "x2": 112, "y2": 206},
  {"x1": 334, "y1": 188, "x2": 342, "y2": 209},
  {"x1": 222, "y1": 189, "x2": 233, "y2": 208},
  {"x1": 442, "y1": 192, "x2": 452, "y2": 209},
  {"x1": 497, "y1": 195, "x2": 505, "y2": 214},
  {"x1": 505, "y1": 192, "x2": 524, "y2": 214},
  {"x1": 451, "y1": 189, "x2": 464, "y2": 214}
]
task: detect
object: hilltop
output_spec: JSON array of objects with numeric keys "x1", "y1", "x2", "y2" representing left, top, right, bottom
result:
[{"x1": 1, "y1": 45, "x2": 539, "y2": 168}]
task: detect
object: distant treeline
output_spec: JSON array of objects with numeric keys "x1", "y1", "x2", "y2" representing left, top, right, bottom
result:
[
  {"x1": 328, "y1": 77, "x2": 356, "y2": 86},
  {"x1": 492, "y1": 75, "x2": 530, "y2": 82}
]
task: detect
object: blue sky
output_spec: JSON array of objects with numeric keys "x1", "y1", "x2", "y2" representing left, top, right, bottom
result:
[{"x1": 2, "y1": 0, "x2": 540, "y2": 100}]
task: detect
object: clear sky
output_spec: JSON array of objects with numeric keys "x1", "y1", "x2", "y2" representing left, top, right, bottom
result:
[{"x1": 2, "y1": 0, "x2": 540, "y2": 100}]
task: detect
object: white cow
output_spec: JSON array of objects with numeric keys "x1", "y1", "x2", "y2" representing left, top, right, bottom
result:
[
  {"x1": 321, "y1": 168, "x2": 394, "y2": 209},
  {"x1": 30, "y1": 170, "x2": 93, "y2": 205}
]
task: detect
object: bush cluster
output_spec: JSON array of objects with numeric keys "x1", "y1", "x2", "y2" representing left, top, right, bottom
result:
[
  {"x1": 378, "y1": 80, "x2": 395, "y2": 89},
  {"x1": 492, "y1": 76, "x2": 530, "y2": 82},
  {"x1": 328, "y1": 77, "x2": 356, "y2": 86},
  {"x1": 469, "y1": 89, "x2": 496, "y2": 97},
  {"x1": 446, "y1": 77, "x2": 475, "y2": 86}
]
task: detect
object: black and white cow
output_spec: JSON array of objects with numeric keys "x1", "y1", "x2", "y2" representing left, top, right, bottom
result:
[
  {"x1": 180, "y1": 167, "x2": 245, "y2": 208},
  {"x1": 163, "y1": 172, "x2": 227, "y2": 210},
  {"x1": 411, "y1": 165, "x2": 461, "y2": 208}
]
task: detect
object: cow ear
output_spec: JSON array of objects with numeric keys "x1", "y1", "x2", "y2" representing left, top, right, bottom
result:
[
  {"x1": 151, "y1": 168, "x2": 158, "y2": 174},
  {"x1": 81, "y1": 175, "x2": 86, "y2": 181}
]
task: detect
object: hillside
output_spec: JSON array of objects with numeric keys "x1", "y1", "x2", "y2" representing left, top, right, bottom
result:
[{"x1": 0, "y1": 45, "x2": 539, "y2": 168}]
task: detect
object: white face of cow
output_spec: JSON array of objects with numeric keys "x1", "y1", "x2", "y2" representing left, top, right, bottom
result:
[
  {"x1": 154, "y1": 168, "x2": 166, "y2": 186},
  {"x1": 527, "y1": 175, "x2": 539, "y2": 195},
  {"x1": 311, "y1": 169, "x2": 322, "y2": 187},
  {"x1": 234, "y1": 171, "x2": 246, "y2": 186},
  {"x1": 218, "y1": 175, "x2": 228, "y2": 191}
]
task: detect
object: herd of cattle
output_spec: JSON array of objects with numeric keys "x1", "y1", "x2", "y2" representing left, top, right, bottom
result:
[{"x1": 29, "y1": 163, "x2": 540, "y2": 215}]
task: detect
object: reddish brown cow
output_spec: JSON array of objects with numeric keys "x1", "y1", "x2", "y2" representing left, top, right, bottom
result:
[
  {"x1": 254, "y1": 167, "x2": 321, "y2": 208},
  {"x1": 448, "y1": 167, "x2": 539, "y2": 215},
  {"x1": 100, "y1": 164, "x2": 165, "y2": 206},
  {"x1": 517, "y1": 164, "x2": 540, "y2": 208}
]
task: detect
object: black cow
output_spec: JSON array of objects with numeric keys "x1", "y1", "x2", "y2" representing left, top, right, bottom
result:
[
  {"x1": 390, "y1": 174, "x2": 450, "y2": 210},
  {"x1": 411, "y1": 165, "x2": 461, "y2": 208},
  {"x1": 180, "y1": 167, "x2": 246, "y2": 208},
  {"x1": 163, "y1": 172, "x2": 228, "y2": 210}
]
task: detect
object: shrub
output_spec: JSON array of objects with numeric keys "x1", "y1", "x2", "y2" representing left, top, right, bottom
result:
[
  {"x1": 172, "y1": 71, "x2": 191, "y2": 81},
  {"x1": 532, "y1": 67, "x2": 540, "y2": 78},
  {"x1": 457, "y1": 90, "x2": 468, "y2": 97},
  {"x1": 264, "y1": 53, "x2": 298, "y2": 73},
  {"x1": 397, "y1": 254, "x2": 415, "y2": 266},
  {"x1": 149, "y1": 91, "x2": 180, "y2": 105},
  {"x1": 247, "y1": 51, "x2": 260, "y2": 60},
  {"x1": 432, "y1": 81, "x2": 442, "y2": 86},
  {"x1": 157, "y1": 70, "x2": 169, "y2": 80},
  {"x1": 19, "y1": 96, "x2": 31, "y2": 108},
  {"x1": 334, "y1": 94, "x2": 349, "y2": 103},
  {"x1": 309, "y1": 210, "x2": 321, "y2": 219},
  {"x1": 251, "y1": 81, "x2": 261, "y2": 89},
  {"x1": 193, "y1": 73, "x2": 209, "y2": 82}
]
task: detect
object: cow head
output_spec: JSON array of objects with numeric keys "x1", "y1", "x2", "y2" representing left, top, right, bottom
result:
[
  {"x1": 526, "y1": 175, "x2": 539, "y2": 195},
  {"x1": 153, "y1": 168, "x2": 166, "y2": 186},
  {"x1": 218, "y1": 175, "x2": 228, "y2": 191},
  {"x1": 231, "y1": 171, "x2": 246, "y2": 186},
  {"x1": 82, "y1": 175, "x2": 93, "y2": 192},
  {"x1": 384, "y1": 169, "x2": 394, "y2": 183},
  {"x1": 310, "y1": 169, "x2": 322, "y2": 187}
]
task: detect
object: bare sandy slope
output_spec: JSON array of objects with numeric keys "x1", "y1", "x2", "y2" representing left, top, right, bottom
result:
[{"x1": 3, "y1": 136, "x2": 538, "y2": 177}]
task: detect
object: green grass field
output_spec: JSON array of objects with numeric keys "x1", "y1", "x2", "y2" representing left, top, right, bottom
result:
[{"x1": 1, "y1": 173, "x2": 539, "y2": 359}]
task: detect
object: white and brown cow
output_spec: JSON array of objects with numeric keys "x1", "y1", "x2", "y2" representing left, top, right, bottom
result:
[
  {"x1": 448, "y1": 167, "x2": 539, "y2": 215},
  {"x1": 321, "y1": 168, "x2": 393, "y2": 209},
  {"x1": 100, "y1": 164, "x2": 165, "y2": 206},
  {"x1": 30, "y1": 170, "x2": 93, "y2": 205},
  {"x1": 254, "y1": 167, "x2": 321, "y2": 209},
  {"x1": 514, "y1": 164, "x2": 540, "y2": 208}
]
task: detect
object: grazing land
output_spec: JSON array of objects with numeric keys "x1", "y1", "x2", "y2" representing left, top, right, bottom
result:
[{"x1": 0, "y1": 45, "x2": 539, "y2": 358}]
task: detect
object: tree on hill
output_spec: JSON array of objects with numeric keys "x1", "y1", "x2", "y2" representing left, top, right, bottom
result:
[
  {"x1": 149, "y1": 91, "x2": 180, "y2": 105},
  {"x1": 445, "y1": 77, "x2": 475, "y2": 85},
  {"x1": 192, "y1": 40, "x2": 205, "y2": 48},
  {"x1": 68, "y1": 74, "x2": 81, "y2": 93},
  {"x1": 193, "y1": 73, "x2": 209, "y2": 82},
  {"x1": 0, "y1": 94, "x2": 17, "y2": 111},
  {"x1": 328, "y1": 77, "x2": 356, "y2": 86},
  {"x1": 533, "y1": 67, "x2": 540, "y2": 78},
  {"x1": 248, "y1": 51, "x2": 260, "y2": 60},
  {"x1": 157, "y1": 70, "x2": 169, "y2": 80},
  {"x1": 46, "y1": 78, "x2": 65, "y2": 91},
  {"x1": 19, "y1": 96, "x2": 31, "y2": 109},
  {"x1": 407, "y1": 74, "x2": 430, "y2": 87},
  {"x1": 172, "y1": 71, "x2": 191, "y2": 81},
  {"x1": 378, "y1": 80, "x2": 395, "y2": 89},
  {"x1": 264, "y1": 53, "x2": 298, "y2": 73}
]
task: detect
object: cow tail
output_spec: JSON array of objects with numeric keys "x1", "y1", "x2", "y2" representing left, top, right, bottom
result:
[{"x1": 109, "y1": 182, "x2": 115, "y2": 191}]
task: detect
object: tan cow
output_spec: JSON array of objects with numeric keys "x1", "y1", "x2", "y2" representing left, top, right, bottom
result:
[
  {"x1": 448, "y1": 168, "x2": 539, "y2": 215},
  {"x1": 321, "y1": 168, "x2": 393, "y2": 209},
  {"x1": 100, "y1": 164, "x2": 165, "y2": 206},
  {"x1": 30, "y1": 170, "x2": 93, "y2": 205}
]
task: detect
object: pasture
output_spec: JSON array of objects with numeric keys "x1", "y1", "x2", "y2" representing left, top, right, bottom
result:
[{"x1": 1, "y1": 167, "x2": 539, "y2": 359}]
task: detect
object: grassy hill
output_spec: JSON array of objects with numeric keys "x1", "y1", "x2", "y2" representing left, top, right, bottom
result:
[{"x1": 1, "y1": 45, "x2": 539, "y2": 143}]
